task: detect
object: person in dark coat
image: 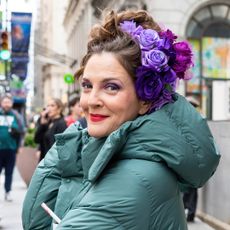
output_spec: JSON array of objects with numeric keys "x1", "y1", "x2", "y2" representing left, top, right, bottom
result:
[{"x1": 34, "y1": 98, "x2": 67, "y2": 161}]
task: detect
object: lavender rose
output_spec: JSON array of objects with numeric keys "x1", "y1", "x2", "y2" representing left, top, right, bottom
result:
[
  {"x1": 120, "y1": 20, "x2": 137, "y2": 34},
  {"x1": 120, "y1": 20, "x2": 143, "y2": 37},
  {"x1": 138, "y1": 29, "x2": 160, "y2": 50},
  {"x1": 142, "y1": 49, "x2": 169, "y2": 72}
]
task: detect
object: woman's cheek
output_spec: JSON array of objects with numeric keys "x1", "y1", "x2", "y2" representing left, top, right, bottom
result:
[{"x1": 80, "y1": 96, "x2": 88, "y2": 111}]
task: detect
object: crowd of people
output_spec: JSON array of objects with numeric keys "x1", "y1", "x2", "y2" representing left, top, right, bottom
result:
[
  {"x1": 0, "y1": 9, "x2": 220, "y2": 230},
  {"x1": 0, "y1": 93, "x2": 86, "y2": 202}
]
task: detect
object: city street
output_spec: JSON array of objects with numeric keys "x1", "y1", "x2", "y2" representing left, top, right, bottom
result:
[
  {"x1": 0, "y1": 168, "x2": 215, "y2": 229},
  {"x1": 0, "y1": 0, "x2": 228, "y2": 229}
]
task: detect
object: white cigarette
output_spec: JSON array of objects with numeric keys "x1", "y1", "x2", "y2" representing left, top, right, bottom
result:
[{"x1": 41, "y1": 202, "x2": 61, "y2": 224}]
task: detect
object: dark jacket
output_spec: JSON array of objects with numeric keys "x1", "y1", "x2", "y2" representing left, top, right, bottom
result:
[
  {"x1": 22, "y1": 95, "x2": 220, "y2": 229},
  {"x1": 34, "y1": 116, "x2": 67, "y2": 160}
]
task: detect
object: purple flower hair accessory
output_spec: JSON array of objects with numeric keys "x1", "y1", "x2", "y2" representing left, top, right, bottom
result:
[{"x1": 119, "y1": 20, "x2": 193, "y2": 112}]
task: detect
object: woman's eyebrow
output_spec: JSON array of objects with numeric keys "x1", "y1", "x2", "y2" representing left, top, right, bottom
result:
[
  {"x1": 101, "y1": 78, "x2": 120, "y2": 83},
  {"x1": 82, "y1": 77, "x2": 121, "y2": 83}
]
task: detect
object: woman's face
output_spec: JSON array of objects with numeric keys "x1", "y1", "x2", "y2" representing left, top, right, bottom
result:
[
  {"x1": 47, "y1": 99, "x2": 61, "y2": 119},
  {"x1": 80, "y1": 52, "x2": 148, "y2": 138},
  {"x1": 71, "y1": 101, "x2": 82, "y2": 117}
]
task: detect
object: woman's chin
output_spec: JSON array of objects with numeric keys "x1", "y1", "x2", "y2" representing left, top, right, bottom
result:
[{"x1": 88, "y1": 128, "x2": 109, "y2": 139}]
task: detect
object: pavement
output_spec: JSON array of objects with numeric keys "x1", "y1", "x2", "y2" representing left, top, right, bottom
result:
[
  {"x1": 0, "y1": 168, "x2": 215, "y2": 230},
  {"x1": 0, "y1": 168, "x2": 26, "y2": 230}
]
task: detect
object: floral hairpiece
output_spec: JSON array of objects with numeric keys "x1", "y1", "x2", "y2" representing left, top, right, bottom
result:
[{"x1": 119, "y1": 20, "x2": 193, "y2": 112}]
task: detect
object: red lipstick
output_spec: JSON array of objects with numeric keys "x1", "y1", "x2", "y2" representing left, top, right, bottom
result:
[{"x1": 90, "y1": 114, "x2": 108, "y2": 122}]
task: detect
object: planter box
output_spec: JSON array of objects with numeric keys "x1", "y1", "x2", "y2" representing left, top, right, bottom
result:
[{"x1": 16, "y1": 147, "x2": 39, "y2": 186}]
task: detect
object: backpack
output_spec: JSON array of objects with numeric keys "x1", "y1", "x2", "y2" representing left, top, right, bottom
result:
[
  {"x1": 11, "y1": 109, "x2": 26, "y2": 147},
  {"x1": 12, "y1": 109, "x2": 26, "y2": 135}
]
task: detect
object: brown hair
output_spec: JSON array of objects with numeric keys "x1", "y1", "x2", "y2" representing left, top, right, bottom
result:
[
  {"x1": 51, "y1": 98, "x2": 65, "y2": 115},
  {"x1": 75, "y1": 10, "x2": 161, "y2": 80},
  {"x1": 68, "y1": 95, "x2": 80, "y2": 108},
  {"x1": 0, "y1": 93, "x2": 13, "y2": 102}
]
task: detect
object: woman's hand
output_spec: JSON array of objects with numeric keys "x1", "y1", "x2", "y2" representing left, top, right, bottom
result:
[{"x1": 40, "y1": 109, "x2": 49, "y2": 124}]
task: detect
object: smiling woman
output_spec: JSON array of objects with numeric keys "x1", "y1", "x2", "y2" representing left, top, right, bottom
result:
[
  {"x1": 22, "y1": 10, "x2": 220, "y2": 230},
  {"x1": 80, "y1": 52, "x2": 149, "y2": 138}
]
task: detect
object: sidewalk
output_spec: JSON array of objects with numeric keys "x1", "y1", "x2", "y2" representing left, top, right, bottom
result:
[
  {"x1": 0, "y1": 168, "x2": 26, "y2": 230},
  {"x1": 188, "y1": 218, "x2": 215, "y2": 230},
  {"x1": 0, "y1": 168, "x2": 215, "y2": 230}
]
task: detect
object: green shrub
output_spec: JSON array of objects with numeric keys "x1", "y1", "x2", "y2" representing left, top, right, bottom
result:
[{"x1": 24, "y1": 127, "x2": 37, "y2": 148}]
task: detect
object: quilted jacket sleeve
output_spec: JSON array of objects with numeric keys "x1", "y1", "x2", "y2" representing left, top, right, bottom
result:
[
  {"x1": 56, "y1": 160, "x2": 187, "y2": 230},
  {"x1": 22, "y1": 143, "x2": 61, "y2": 230}
]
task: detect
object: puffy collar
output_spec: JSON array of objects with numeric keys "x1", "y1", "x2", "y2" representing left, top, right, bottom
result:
[{"x1": 55, "y1": 95, "x2": 220, "y2": 187}]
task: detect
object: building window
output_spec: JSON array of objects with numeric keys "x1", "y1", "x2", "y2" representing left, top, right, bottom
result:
[{"x1": 186, "y1": 3, "x2": 230, "y2": 120}]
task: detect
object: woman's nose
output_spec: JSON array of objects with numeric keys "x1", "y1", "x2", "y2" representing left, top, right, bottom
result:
[{"x1": 88, "y1": 89, "x2": 103, "y2": 107}]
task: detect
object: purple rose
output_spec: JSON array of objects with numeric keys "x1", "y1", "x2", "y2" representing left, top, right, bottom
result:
[
  {"x1": 172, "y1": 41, "x2": 193, "y2": 79},
  {"x1": 135, "y1": 67, "x2": 163, "y2": 101},
  {"x1": 137, "y1": 29, "x2": 160, "y2": 50},
  {"x1": 142, "y1": 49, "x2": 169, "y2": 72},
  {"x1": 158, "y1": 29, "x2": 177, "y2": 50},
  {"x1": 162, "y1": 68, "x2": 177, "y2": 83},
  {"x1": 173, "y1": 41, "x2": 192, "y2": 55},
  {"x1": 119, "y1": 20, "x2": 192, "y2": 113},
  {"x1": 173, "y1": 54, "x2": 191, "y2": 71}
]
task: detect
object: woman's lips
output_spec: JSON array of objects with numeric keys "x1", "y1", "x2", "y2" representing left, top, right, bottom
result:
[{"x1": 90, "y1": 114, "x2": 109, "y2": 122}]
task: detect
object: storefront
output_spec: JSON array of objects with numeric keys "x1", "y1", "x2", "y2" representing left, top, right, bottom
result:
[{"x1": 186, "y1": 3, "x2": 230, "y2": 120}]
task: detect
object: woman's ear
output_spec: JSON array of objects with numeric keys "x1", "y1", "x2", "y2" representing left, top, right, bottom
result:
[{"x1": 138, "y1": 101, "x2": 151, "y2": 115}]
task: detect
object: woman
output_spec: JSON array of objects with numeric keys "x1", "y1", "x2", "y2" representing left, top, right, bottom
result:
[
  {"x1": 34, "y1": 98, "x2": 67, "y2": 161},
  {"x1": 65, "y1": 95, "x2": 87, "y2": 128},
  {"x1": 23, "y1": 10, "x2": 220, "y2": 229},
  {"x1": 65, "y1": 95, "x2": 82, "y2": 126}
]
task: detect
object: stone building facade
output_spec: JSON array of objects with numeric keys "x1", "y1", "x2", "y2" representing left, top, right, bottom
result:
[{"x1": 33, "y1": 0, "x2": 70, "y2": 109}]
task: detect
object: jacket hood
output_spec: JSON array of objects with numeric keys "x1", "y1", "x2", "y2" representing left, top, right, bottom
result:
[
  {"x1": 56, "y1": 94, "x2": 220, "y2": 188},
  {"x1": 120, "y1": 94, "x2": 220, "y2": 187}
]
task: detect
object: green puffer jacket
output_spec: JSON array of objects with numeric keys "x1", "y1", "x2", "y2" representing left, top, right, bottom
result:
[
  {"x1": 22, "y1": 95, "x2": 220, "y2": 230},
  {"x1": 0, "y1": 109, "x2": 20, "y2": 150}
]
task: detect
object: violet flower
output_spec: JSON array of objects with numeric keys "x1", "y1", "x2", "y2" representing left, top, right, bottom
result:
[
  {"x1": 119, "y1": 20, "x2": 193, "y2": 113},
  {"x1": 142, "y1": 49, "x2": 169, "y2": 72},
  {"x1": 138, "y1": 29, "x2": 160, "y2": 50}
]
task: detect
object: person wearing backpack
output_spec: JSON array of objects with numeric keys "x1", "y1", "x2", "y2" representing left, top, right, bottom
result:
[{"x1": 0, "y1": 93, "x2": 21, "y2": 201}]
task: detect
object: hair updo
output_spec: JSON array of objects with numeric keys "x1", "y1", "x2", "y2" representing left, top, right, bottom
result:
[{"x1": 75, "y1": 10, "x2": 161, "y2": 80}]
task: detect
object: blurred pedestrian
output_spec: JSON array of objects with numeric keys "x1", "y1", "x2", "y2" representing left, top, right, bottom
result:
[
  {"x1": 34, "y1": 98, "x2": 67, "y2": 161},
  {"x1": 65, "y1": 95, "x2": 82, "y2": 126},
  {"x1": 22, "y1": 10, "x2": 220, "y2": 229},
  {"x1": 0, "y1": 94, "x2": 21, "y2": 201},
  {"x1": 183, "y1": 96, "x2": 200, "y2": 222}
]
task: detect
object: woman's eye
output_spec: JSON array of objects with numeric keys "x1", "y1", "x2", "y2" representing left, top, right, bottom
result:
[
  {"x1": 105, "y1": 83, "x2": 120, "y2": 91},
  {"x1": 81, "y1": 82, "x2": 92, "y2": 89}
]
